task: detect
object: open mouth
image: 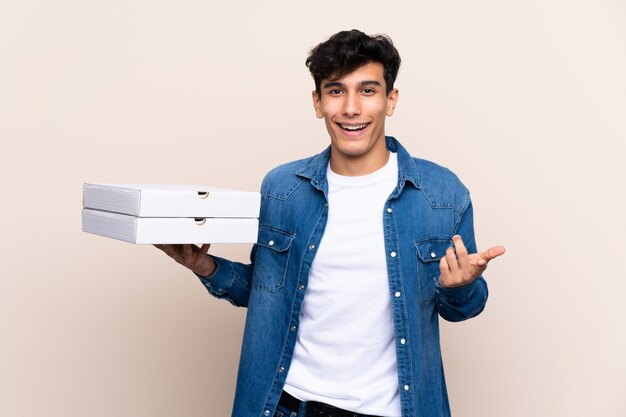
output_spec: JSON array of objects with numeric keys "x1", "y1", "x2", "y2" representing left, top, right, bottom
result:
[{"x1": 338, "y1": 123, "x2": 369, "y2": 132}]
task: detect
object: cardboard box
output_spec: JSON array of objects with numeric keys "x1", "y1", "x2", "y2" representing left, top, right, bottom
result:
[
  {"x1": 83, "y1": 183, "x2": 260, "y2": 218},
  {"x1": 82, "y1": 183, "x2": 260, "y2": 244},
  {"x1": 82, "y1": 209, "x2": 258, "y2": 244}
]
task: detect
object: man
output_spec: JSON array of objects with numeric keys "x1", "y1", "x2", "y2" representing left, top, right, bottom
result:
[{"x1": 156, "y1": 29, "x2": 505, "y2": 417}]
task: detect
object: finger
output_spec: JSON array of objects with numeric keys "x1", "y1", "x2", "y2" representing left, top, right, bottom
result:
[
  {"x1": 439, "y1": 255, "x2": 451, "y2": 283},
  {"x1": 478, "y1": 245, "x2": 506, "y2": 265},
  {"x1": 199, "y1": 244, "x2": 211, "y2": 255},
  {"x1": 445, "y1": 247, "x2": 460, "y2": 282},
  {"x1": 452, "y1": 235, "x2": 470, "y2": 272},
  {"x1": 155, "y1": 244, "x2": 176, "y2": 256}
]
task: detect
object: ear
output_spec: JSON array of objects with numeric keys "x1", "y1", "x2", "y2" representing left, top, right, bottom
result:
[
  {"x1": 385, "y1": 88, "x2": 399, "y2": 117},
  {"x1": 312, "y1": 90, "x2": 323, "y2": 119}
]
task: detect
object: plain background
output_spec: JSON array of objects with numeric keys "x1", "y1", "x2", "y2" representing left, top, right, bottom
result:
[{"x1": 1, "y1": 0, "x2": 625, "y2": 416}]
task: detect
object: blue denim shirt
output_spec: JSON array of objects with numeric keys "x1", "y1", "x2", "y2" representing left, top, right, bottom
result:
[{"x1": 199, "y1": 136, "x2": 488, "y2": 417}]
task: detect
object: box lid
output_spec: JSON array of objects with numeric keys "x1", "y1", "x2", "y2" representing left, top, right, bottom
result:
[{"x1": 83, "y1": 183, "x2": 260, "y2": 218}]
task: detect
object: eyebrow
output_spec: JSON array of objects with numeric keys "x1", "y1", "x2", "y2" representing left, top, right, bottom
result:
[{"x1": 322, "y1": 80, "x2": 382, "y2": 89}]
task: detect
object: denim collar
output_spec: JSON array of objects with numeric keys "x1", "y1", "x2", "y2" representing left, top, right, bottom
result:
[{"x1": 295, "y1": 136, "x2": 421, "y2": 192}]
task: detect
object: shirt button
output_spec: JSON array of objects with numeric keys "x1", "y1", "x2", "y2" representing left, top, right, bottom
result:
[
  {"x1": 290, "y1": 325, "x2": 297, "y2": 332},
  {"x1": 390, "y1": 251, "x2": 397, "y2": 258},
  {"x1": 395, "y1": 291, "x2": 401, "y2": 298},
  {"x1": 309, "y1": 244, "x2": 315, "y2": 250},
  {"x1": 264, "y1": 410, "x2": 270, "y2": 416},
  {"x1": 298, "y1": 284, "x2": 305, "y2": 290},
  {"x1": 400, "y1": 338, "x2": 406, "y2": 345},
  {"x1": 269, "y1": 240, "x2": 275, "y2": 246},
  {"x1": 279, "y1": 366, "x2": 285, "y2": 373},
  {"x1": 404, "y1": 384, "x2": 410, "y2": 391},
  {"x1": 430, "y1": 252, "x2": 437, "y2": 258},
  {"x1": 387, "y1": 207, "x2": 393, "y2": 213}
]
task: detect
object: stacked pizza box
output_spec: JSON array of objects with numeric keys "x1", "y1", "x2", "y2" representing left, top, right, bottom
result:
[{"x1": 82, "y1": 183, "x2": 260, "y2": 244}]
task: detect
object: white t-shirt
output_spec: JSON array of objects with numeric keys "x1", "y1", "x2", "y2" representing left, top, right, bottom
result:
[{"x1": 283, "y1": 152, "x2": 401, "y2": 417}]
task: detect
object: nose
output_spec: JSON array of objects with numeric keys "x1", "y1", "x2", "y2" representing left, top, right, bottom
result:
[{"x1": 342, "y1": 92, "x2": 361, "y2": 117}]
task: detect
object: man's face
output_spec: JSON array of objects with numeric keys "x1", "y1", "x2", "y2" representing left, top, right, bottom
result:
[{"x1": 312, "y1": 61, "x2": 398, "y2": 173}]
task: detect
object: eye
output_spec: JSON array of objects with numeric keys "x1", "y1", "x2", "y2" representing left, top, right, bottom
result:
[
  {"x1": 362, "y1": 88, "x2": 375, "y2": 95},
  {"x1": 329, "y1": 89, "x2": 343, "y2": 95}
]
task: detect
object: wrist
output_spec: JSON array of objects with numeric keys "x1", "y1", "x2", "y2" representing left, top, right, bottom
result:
[{"x1": 193, "y1": 255, "x2": 216, "y2": 277}]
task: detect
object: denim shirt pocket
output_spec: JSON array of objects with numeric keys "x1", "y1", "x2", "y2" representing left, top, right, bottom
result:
[
  {"x1": 414, "y1": 236, "x2": 453, "y2": 303},
  {"x1": 252, "y1": 225, "x2": 295, "y2": 292}
]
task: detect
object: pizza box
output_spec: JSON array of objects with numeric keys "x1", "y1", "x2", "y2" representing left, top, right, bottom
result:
[
  {"x1": 82, "y1": 208, "x2": 259, "y2": 244},
  {"x1": 82, "y1": 183, "x2": 260, "y2": 218}
]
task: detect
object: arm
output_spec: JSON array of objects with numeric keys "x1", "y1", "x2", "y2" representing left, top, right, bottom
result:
[
  {"x1": 154, "y1": 243, "x2": 255, "y2": 307},
  {"x1": 435, "y1": 200, "x2": 505, "y2": 322}
]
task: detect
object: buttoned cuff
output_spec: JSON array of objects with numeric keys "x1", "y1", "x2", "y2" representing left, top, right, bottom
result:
[
  {"x1": 435, "y1": 277, "x2": 479, "y2": 304},
  {"x1": 194, "y1": 256, "x2": 232, "y2": 297}
]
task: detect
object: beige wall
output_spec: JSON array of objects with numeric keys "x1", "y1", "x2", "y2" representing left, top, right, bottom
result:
[{"x1": 2, "y1": 1, "x2": 625, "y2": 416}]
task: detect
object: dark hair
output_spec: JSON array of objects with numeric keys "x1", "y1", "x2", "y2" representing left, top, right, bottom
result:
[{"x1": 306, "y1": 29, "x2": 401, "y2": 96}]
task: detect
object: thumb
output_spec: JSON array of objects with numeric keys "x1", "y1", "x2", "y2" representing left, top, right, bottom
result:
[
  {"x1": 199, "y1": 243, "x2": 211, "y2": 255},
  {"x1": 477, "y1": 245, "x2": 506, "y2": 266}
]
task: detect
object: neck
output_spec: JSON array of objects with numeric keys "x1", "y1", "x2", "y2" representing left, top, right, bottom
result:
[{"x1": 330, "y1": 141, "x2": 390, "y2": 176}]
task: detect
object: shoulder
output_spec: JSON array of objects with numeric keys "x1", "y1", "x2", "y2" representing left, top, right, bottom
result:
[
  {"x1": 390, "y1": 136, "x2": 468, "y2": 197},
  {"x1": 414, "y1": 157, "x2": 466, "y2": 189},
  {"x1": 413, "y1": 157, "x2": 470, "y2": 212},
  {"x1": 260, "y1": 156, "x2": 315, "y2": 199},
  {"x1": 263, "y1": 156, "x2": 313, "y2": 184}
]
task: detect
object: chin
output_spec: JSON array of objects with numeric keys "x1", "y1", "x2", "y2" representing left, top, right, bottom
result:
[{"x1": 333, "y1": 140, "x2": 373, "y2": 158}]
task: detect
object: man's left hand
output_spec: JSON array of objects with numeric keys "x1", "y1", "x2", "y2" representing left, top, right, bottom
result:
[{"x1": 438, "y1": 235, "x2": 506, "y2": 288}]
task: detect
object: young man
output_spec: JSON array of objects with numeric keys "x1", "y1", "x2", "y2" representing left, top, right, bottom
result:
[{"x1": 156, "y1": 29, "x2": 505, "y2": 417}]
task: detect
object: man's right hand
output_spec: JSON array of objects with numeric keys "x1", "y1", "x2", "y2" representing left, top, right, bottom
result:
[{"x1": 153, "y1": 244, "x2": 217, "y2": 277}]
